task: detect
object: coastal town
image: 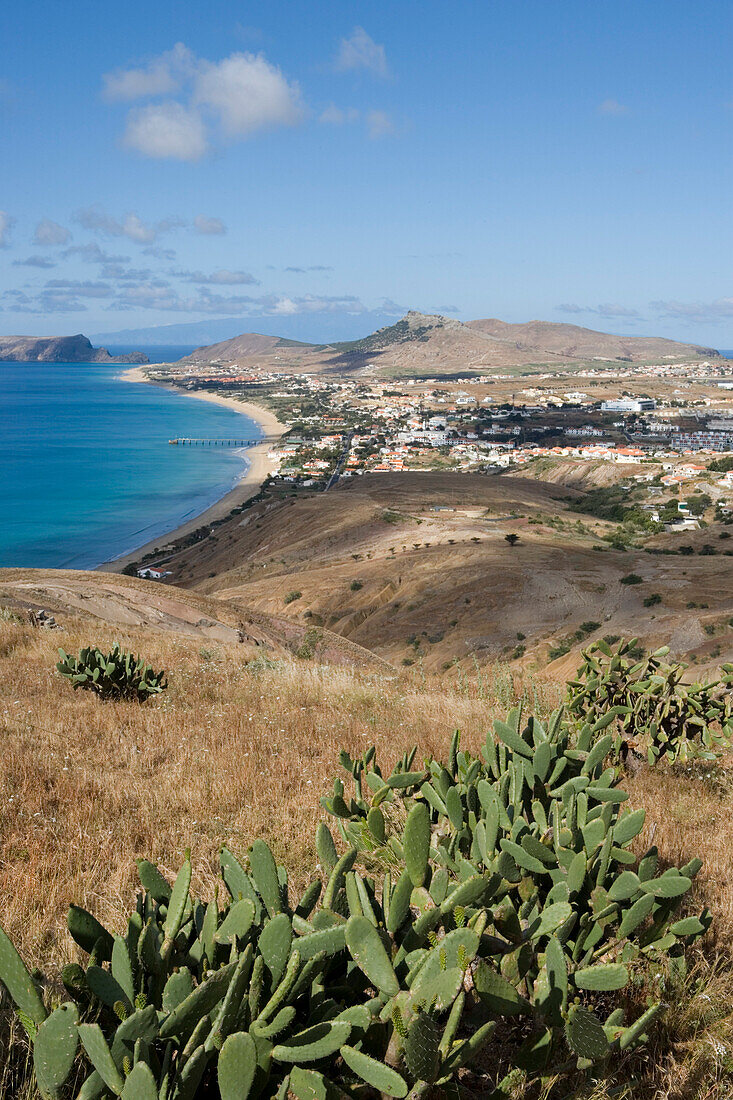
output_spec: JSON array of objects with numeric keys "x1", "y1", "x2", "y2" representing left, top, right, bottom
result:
[{"x1": 145, "y1": 350, "x2": 733, "y2": 544}]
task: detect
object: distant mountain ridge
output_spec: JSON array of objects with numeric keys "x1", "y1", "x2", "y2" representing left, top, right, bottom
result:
[
  {"x1": 174, "y1": 310, "x2": 721, "y2": 377},
  {"x1": 0, "y1": 334, "x2": 148, "y2": 364},
  {"x1": 91, "y1": 310, "x2": 405, "y2": 347}
]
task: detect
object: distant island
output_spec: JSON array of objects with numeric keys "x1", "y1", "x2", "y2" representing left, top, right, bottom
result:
[{"x1": 0, "y1": 333, "x2": 148, "y2": 364}]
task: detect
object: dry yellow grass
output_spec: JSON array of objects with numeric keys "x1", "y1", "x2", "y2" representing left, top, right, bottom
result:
[
  {"x1": 0, "y1": 616, "x2": 554, "y2": 970},
  {"x1": 1, "y1": 613, "x2": 733, "y2": 1098}
]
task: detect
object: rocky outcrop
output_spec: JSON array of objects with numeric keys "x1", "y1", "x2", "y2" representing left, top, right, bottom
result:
[{"x1": 0, "y1": 334, "x2": 148, "y2": 364}]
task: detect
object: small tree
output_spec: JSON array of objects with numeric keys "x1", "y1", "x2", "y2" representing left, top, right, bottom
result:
[{"x1": 505, "y1": 533, "x2": 521, "y2": 547}]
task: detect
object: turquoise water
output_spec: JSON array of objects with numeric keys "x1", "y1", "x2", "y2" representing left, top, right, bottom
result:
[{"x1": 0, "y1": 360, "x2": 261, "y2": 569}]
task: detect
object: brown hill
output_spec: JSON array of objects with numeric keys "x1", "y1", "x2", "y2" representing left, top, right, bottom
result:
[
  {"x1": 127, "y1": 471, "x2": 731, "y2": 674},
  {"x1": 170, "y1": 311, "x2": 720, "y2": 378},
  {"x1": 0, "y1": 570, "x2": 388, "y2": 671},
  {"x1": 180, "y1": 332, "x2": 308, "y2": 363},
  {"x1": 465, "y1": 318, "x2": 719, "y2": 364}
]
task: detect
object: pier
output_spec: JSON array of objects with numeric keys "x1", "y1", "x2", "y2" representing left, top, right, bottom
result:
[
  {"x1": 168, "y1": 435, "x2": 281, "y2": 447},
  {"x1": 169, "y1": 437, "x2": 253, "y2": 446}
]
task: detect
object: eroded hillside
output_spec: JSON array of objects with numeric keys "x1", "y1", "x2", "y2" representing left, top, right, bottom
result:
[{"x1": 130, "y1": 471, "x2": 733, "y2": 674}]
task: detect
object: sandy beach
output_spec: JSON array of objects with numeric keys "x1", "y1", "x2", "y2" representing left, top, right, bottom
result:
[{"x1": 98, "y1": 367, "x2": 286, "y2": 573}]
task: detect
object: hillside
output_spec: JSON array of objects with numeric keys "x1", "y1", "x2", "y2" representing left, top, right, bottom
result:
[
  {"x1": 116, "y1": 471, "x2": 732, "y2": 674},
  {"x1": 179, "y1": 331, "x2": 311, "y2": 362},
  {"x1": 171, "y1": 310, "x2": 721, "y2": 378},
  {"x1": 1, "y1": 581, "x2": 733, "y2": 1099},
  {"x1": 0, "y1": 333, "x2": 148, "y2": 363},
  {"x1": 465, "y1": 317, "x2": 720, "y2": 363},
  {"x1": 0, "y1": 570, "x2": 387, "y2": 671}
]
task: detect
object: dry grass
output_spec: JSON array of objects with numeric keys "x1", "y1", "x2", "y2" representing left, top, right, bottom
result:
[
  {"x1": 0, "y1": 616, "x2": 532, "y2": 970},
  {"x1": 1, "y1": 614, "x2": 733, "y2": 1098}
]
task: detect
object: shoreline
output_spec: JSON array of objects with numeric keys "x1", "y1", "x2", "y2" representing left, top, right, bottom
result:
[{"x1": 98, "y1": 366, "x2": 286, "y2": 574}]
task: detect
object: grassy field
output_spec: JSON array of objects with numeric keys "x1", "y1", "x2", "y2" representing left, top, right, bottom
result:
[{"x1": 2, "y1": 613, "x2": 733, "y2": 1097}]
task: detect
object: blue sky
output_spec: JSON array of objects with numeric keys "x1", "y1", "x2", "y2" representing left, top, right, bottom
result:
[{"x1": 2, "y1": 0, "x2": 733, "y2": 345}]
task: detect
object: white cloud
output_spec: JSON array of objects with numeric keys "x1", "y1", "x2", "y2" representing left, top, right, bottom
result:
[
  {"x1": 13, "y1": 255, "x2": 57, "y2": 268},
  {"x1": 124, "y1": 102, "x2": 208, "y2": 160},
  {"x1": 0, "y1": 211, "x2": 14, "y2": 248},
  {"x1": 105, "y1": 46, "x2": 305, "y2": 159},
  {"x1": 285, "y1": 265, "x2": 333, "y2": 273},
  {"x1": 100, "y1": 264, "x2": 156, "y2": 281},
  {"x1": 3, "y1": 287, "x2": 87, "y2": 314},
  {"x1": 142, "y1": 245, "x2": 177, "y2": 260},
  {"x1": 194, "y1": 214, "x2": 226, "y2": 235},
  {"x1": 3, "y1": 274, "x2": 383, "y2": 320},
  {"x1": 175, "y1": 268, "x2": 258, "y2": 286},
  {"x1": 366, "y1": 109, "x2": 393, "y2": 139},
  {"x1": 105, "y1": 286, "x2": 369, "y2": 316},
  {"x1": 33, "y1": 218, "x2": 71, "y2": 246},
  {"x1": 319, "y1": 104, "x2": 359, "y2": 125},
  {"x1": 45, "y1": 279, "x2": 114, "y2": 299},
  {"x1": 266, "y1": 294, "x2": 365, "y2": 316},
  {"x1": 75, "y1": 206, "x2": 184, "y2": 243},
  {"x1": 194, "y1": 52, "x2": 303, "y2": 136},
  {"x1": 556, "y1": 302, "x2": 641, "y2": 319},
  {"x1": 63, "y1": 242, "x2": 130, "y2": 263},
  {"x1": 335, "y1": 27, "x2": 388, "y2": 78},
  {"x1": 102, "y1": 43, "x2": 195, "y2": 101},
  {"x1": 598, "y1": 98, "x2": 628, "y2": 116},
  {"x1": 651, "y1": 298, "x2": 733, "y2": 322}
]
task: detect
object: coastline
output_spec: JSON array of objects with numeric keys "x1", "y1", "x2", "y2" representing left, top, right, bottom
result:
[
  {"x1": 98, "y1": 366, "x2": 286, "y2": 574},
  {"x1": 118, "y1": 365, "x2": 286, "y2": 438}
]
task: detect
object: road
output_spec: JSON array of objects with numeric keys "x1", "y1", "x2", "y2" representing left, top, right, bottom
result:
[{"x1": 324, "y1": 432, "x2": 354, "y2": 492}]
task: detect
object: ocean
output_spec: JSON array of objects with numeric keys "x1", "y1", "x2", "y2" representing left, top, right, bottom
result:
[{"x1": 0, "y1": 351, "x2": 262, "y2": 569}]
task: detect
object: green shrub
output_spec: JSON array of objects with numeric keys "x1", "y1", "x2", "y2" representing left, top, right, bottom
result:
[
  {"x1": 619, "y1": 573, "x2": 643, "y2": 585},
  {"x1": 56, "y1": 644, "x2": 166, "y2": 702},
  {"x1": 284, "y1": 590, "x2": 302, "y2": 604},
  {"x1": 0, "y1": 713, "x2": 710, "y2": 1100},
  {"x1": 643, "y1": 593, "x2": 662, "y2": 607},
  {"x1": 350, "y1": 580, "x2": 363, "y2": 591},
  {"x1": 566, "y1": 638, "x2": 733, "y2": 765},
  {"x1": 296, "y1": 627, "x2": 322, "y2": 660}
]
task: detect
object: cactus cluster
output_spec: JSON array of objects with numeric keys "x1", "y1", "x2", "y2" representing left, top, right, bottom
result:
[
  {"x1": 324, "y1": 706, "x2": 710, "y2": 1088},
  {"x1": 566, "y1": 638, "x2": 733, "y2": 765},
  {"x1": 56, "y1": 644, "x2": 167, "y2": 703},
  {"x1": 0, "y1": 705, "x2": 710, "y2": 1098}
]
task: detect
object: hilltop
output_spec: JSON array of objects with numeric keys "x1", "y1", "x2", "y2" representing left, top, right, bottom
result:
[
  {"x1": 175, "y1": 310, "x2": 721, "y2": 378},
  {"x1": 0, "y1": 333, "x2": 148, "y2": 364}
]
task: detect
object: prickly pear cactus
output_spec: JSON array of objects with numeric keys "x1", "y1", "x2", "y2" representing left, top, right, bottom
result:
[
  {"x1": 56, "y1": 643, "x2": 167, "y2": 702},
  {"x1": 566, "y1": 638, "x2": 733, "y2": 765},
  {"x1": 0, "y1": 706, "x2": 711, "y2": 1098}
]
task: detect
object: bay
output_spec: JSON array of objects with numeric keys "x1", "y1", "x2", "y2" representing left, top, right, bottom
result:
[{"x1": 0, "y1": 357, "x2": 261, "y2": 569}]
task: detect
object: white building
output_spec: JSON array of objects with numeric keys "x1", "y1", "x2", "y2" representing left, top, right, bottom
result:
[
  {"x1": 396, "y1": 430, "x2": 448, "y2": 446},
  {"x1": 601, "y1": 398, "x2": 657, "y2": 413}
]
